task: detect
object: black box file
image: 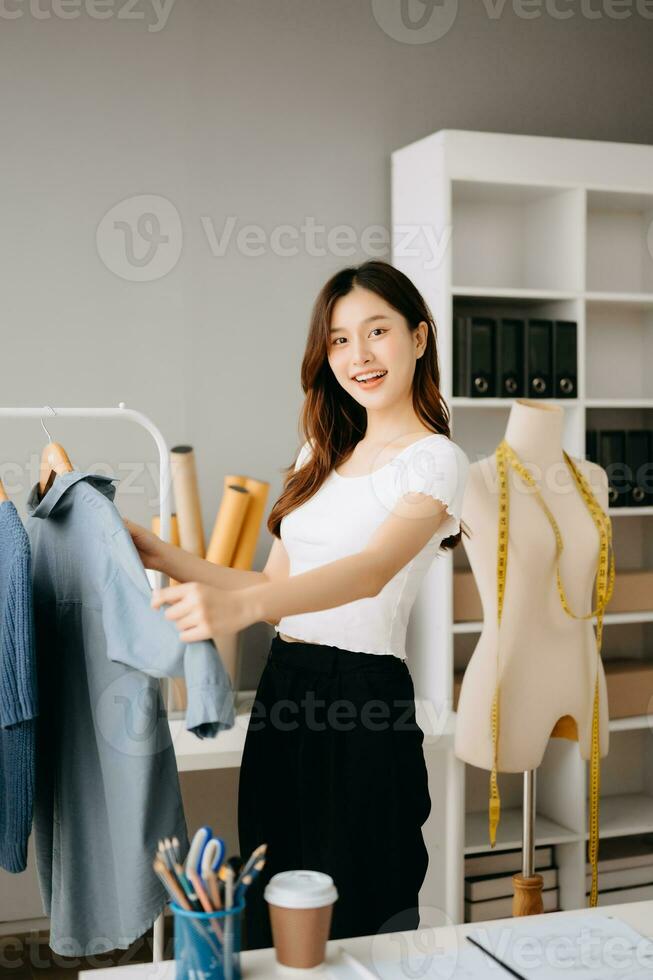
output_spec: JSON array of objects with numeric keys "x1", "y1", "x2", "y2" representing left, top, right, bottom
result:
[
  {"x1": 626, "y1": 430, "x2": 653, "y2": 507},
  {"x1": 453, "y1": 316, "x2": 496, "y2": 397},
  {"x1": 496, "y1": 318, "x2": 525, "y2": 398},
  {"x1": 526, "y1": 319, "x2": 553, "y2": 398},
  {"x1": 598, "y1": 430, "x2": 628, "y2": 508},
  {"x1": 553, "y1": 320, "x2": 577, "y2": 399}
]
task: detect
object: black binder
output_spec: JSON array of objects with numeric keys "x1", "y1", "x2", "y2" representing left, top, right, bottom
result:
[
  {"x1": 497, "y1": 318, "x2": 525, "y2": 398},
  {"x1": 553, "y1": 320, "x2": 577, "y2": 399},
  {"x1": 526, "y1": 319, "x2": 553, "y2": 398},
  {"x1": 586, "y1": 429, "x2": 598, "y2": 463},
  {"x1": 453, "y1": 315, "x2": 469, "y2": 396},
  {"x1": 598, "y1": 430, "x2": 628, "y2": 508},
  {"x1": 453, "y1": 316, "x2": 496, "y2": 397},
  {"x1": 625, "y1": 430, "x2": 653, "y2": 507}
]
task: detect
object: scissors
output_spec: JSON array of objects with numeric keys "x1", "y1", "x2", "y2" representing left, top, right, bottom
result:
[
  {"x1": 201, "y1": 836, "x2": 226, "y2": 885},
  {"x1": 185, "y1": 825, "x2": 213, "y2": 879},
  {"x1": 185, "y1": 826, "x2": 226, "y2": 897}
]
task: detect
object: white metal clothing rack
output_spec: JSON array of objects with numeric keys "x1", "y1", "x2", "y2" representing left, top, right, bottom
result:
[{"x1": 0, "y1": 403, "x2": 172, "y2": 962}]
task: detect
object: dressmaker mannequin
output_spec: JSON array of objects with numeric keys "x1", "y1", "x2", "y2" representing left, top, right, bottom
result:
[{"x1": 455, "y1": 399, "x2": 611, "y2": 910}]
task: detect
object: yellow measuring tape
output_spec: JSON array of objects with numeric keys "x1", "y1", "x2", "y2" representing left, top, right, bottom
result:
[{"x1": 491, "y1": 439, "x2": 615, "y2": 907}]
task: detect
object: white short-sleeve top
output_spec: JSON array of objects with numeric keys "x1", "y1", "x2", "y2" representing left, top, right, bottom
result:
[{"x1": 276, "y1": 432, "x2": 470, "y2": 659}]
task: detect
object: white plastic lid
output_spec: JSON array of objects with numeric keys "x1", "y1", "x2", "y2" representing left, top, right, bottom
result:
[{"x1": 264, "y1": 870, "x2": 338, "y2": 910}]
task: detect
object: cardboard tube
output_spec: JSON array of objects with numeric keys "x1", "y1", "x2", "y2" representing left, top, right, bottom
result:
[
  {"x1": 206, "y1": 484, "x2": 250, "y2": 567},
  {"x1": 205, "y1": 473, "x2": 267, "y2": 687},
  {"x1": 151, "y1": 514, "x2": 187, "y2": 712},
  {"x1": 206, "y1": 478, "x2": 251, "y2": 684},
  {"x1": 152, "y1": 514, "x2": 180, "y2": 551},
  {"x1": 231, "y1": 476, "x2": 270, "y2": 571},
  {"x1": 170, "y1": 445, "x2": 206, "y2": 559}
]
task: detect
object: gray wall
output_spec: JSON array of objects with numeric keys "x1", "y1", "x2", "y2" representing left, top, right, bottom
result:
[{"x1": 1, "y1": 0, "x2": 652, "y2": 684}]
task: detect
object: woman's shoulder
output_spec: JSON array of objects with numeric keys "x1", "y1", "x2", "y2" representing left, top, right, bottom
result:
[
  {"x1": 408, "y1": 432, "x2": 470, "y2": 470},
  {"x1": 294, "y1": 432, "x2": 470, "y2": 475}
]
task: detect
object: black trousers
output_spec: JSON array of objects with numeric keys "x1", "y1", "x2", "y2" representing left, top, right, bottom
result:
[{"x1": 237, "y1": 634, "x2": 432, "y2": 950}]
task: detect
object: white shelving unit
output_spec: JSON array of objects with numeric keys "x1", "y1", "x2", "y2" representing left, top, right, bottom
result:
[{"x1": 392, "y1": 130, "x2": 653, "y2": 923}]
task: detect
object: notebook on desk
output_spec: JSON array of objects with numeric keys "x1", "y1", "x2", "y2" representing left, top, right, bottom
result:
[{"x1": 468, "y1": 911, "x2": 653, "y2": 980}]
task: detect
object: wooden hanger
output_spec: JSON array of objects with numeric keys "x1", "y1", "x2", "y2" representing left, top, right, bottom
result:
[
  {"x1": 0, "y1": 478, "x2": 7, "y2": 502},
  {"x1": 39, "y1": 409, "x2": 73, "y2": 499}
]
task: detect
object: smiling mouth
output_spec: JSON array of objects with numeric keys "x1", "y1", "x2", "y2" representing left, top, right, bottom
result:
[{"x1": 354, "y1": 371, "x2": 388, "y2": 385}]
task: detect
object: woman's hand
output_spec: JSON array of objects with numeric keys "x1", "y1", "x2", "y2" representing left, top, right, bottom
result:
[
  {"x1": 124, "y1": 518, "x2": 167, "y2": 572},
  {"x1": 150, "y1": 581, "x2": 256, "y2": 643}
]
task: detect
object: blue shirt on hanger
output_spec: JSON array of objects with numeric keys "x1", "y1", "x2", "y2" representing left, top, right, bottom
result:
[{"x1": 25, "y1": 470, "x2": 236, "y2": 955}]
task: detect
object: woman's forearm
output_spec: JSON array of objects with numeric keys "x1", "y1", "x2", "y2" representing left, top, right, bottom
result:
[
  {"x1": 159, "y1": 542, "x2": 268, "y2": 590},
  {"x1": 244, "y1": 551, "x2": 381, "y2": 624}
]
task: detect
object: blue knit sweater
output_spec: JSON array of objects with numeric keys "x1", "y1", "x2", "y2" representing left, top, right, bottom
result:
[{"x1": 0, "y1": 500, "x2": 38, "y2": 873}]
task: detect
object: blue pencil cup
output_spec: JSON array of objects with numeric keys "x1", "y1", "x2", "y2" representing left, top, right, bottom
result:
[{"x1": 171, "y1": 900, "x2": 245, "y2": 980}]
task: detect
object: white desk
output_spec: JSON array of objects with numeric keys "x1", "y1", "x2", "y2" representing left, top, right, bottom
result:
[{"x1": 80, "y1": 898, "x2": 653, "y2": 978}]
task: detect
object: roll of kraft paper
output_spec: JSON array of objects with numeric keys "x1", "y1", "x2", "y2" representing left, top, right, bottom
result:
[
  {"x1": 170, "y1": 445, "x2": 206, "y2": 559},
  {"x1": 152, "y1": 513, "x2": 180, "y2": 555},
  {"x1": 152, "y1": 514, "x2": 188, "y2": 712},
  {"x1": 230, "y1": 476, "x2": 270, "y2": 571},
  {"x1": 207, "y1": 474, "x2": 269, "y2": 689},
  {"x1": 204, "y1": 475, "x2": 268, "y2": 688},
  {"x1": 206, "y1": 484, "x2": 250, "y2": 567}
]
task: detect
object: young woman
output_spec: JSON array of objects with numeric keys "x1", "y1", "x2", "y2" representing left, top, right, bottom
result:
[{"x1": 127, "y1": 260, "x2": 469, "y2": 948}]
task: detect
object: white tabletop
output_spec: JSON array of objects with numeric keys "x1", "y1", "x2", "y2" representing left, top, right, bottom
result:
[{"x1": 80, "y1": 898, "x2": 653, "y2": 978}]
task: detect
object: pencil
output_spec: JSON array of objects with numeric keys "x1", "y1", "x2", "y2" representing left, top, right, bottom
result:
[
  {"x1": 188, "y1": 869, "x2": 224, "y2": 942},
  {"x1": 153, "y1": 857, "x2": 191, "y2": 910},
  {"x1": 205, "y1": 869, "x2": 222, "y2": 910}
]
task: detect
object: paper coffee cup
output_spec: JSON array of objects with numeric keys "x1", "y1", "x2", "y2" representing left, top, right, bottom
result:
[{"x1": 264, "y1": 870, "x2": 338, "y2": 969}]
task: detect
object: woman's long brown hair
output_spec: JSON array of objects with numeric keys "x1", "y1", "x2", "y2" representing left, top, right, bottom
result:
[{"x1": 267, "y1": 260, "x2": 467, "y2": 552}]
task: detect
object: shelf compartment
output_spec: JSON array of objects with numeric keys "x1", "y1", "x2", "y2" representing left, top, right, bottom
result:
[
  {"x1": 586, "y1": 298, "x2": 653, "y2": 400},
  {"x1": 591, "y1": 794, "x2": 653, "y2": 839},
  {"x1": 452, "y1": 181, "x2": 583, "y2": 293},
  {"x1": 464, "y1": 738, "x2": 585, "y2": 853},
  {"x1": 590, "y1": 727, "x2": 653, "y2": 839},
  {"x1": 465, "y1": 808, "x2": 580, "y2": 855},
  {"x1": 586, "y1": 190, "x2": 653, "y2": 295}
]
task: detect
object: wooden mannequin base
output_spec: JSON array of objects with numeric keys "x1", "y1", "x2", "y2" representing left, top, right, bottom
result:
[{"x1": 512, "y1": 873, "x2": 544, "y2": 916}]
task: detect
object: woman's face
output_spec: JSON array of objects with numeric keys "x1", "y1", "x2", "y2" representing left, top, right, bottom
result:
[{"x1": 327, "y1": 285, "x2": 427, "y2": 408}]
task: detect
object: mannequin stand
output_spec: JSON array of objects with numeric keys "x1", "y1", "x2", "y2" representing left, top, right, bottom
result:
[{"x1": 512, "y1": 769, "x2": 544, "y2": 916}]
